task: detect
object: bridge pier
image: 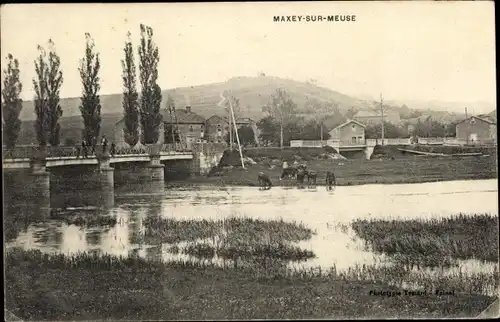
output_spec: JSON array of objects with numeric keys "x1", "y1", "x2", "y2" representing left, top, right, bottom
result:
[
  {"x1": 148, "y1": 153, "x2": 165, "y2": 181},
  {"x1": 29, "y1": 149, "x2": 50, "y2": 199},
  {"x1": 97, "y1": 153, "x2": 115, "y2": 189}
]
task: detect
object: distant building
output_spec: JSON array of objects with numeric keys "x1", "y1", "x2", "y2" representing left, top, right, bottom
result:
[
  {"x1": 354, "y1": 109, "x2": 401, "y2": 125},
  {"x1": 328, "y1": 119, "x2": 366, "y2": 145},
  {"x1": 204, "y1": 115, "x2": 229, "y2": 143},
  {"x1": 205, "y1": 114, "x2": 259, "y2": 144},
  {"x1": 113, "y1": 105, "x2": 205, "y2": 148},
  {"x1": 112, "y1": 105, "x2": 261, "y2": 148},
  {"x1": 162, "y1": 106, "x2": 206, "y2": 145},
  {"x1": 455, "y1": 115, "x2": 496, "y2": 145}
]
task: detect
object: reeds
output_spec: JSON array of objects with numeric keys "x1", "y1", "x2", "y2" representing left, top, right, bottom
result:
[
  {"x1": 351, "y1": 213, "x2": 499, "y2": 264},
  {"x1": 144, "y1": 216, "x2": 314, "y2": 244},
  {"x1": 7, "y1": 247, "x2": 497, "y2": 296}
]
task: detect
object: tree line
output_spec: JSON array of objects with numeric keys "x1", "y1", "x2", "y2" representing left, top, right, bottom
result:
[
  {"x1": 245, "y1": 89, "x2": 459, "y2": 147},
  {"x1": 1, "y1": 24, "x2": 162, "y2": 150}
]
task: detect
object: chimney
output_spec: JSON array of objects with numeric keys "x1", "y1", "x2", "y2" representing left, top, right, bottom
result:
[{"x1": 186, "y1": 106, "x2": 191, "y2": 113}]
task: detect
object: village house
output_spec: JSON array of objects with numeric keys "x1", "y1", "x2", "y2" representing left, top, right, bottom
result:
[
  {"x1": 204, "y1": 114, "x2": 259, "y2": 144},
  {"x1": 161, "y1": 105, "x2": 206, "y2": 146},
  {"x1": 204, "y1": 115, "x2": 229, "y2": 143},
  {"x1": 353, "y1": 109, "x2": 401, "y2": 125},
  {"x1": 455, "y1": 115, "x2": 497, "y2": 145},
  {"x1": 112, "y1": 105, "x2": 260, "y2": 148},
  {"x1": 328, "y1": 119, "x2": 366, "y2": 145}
]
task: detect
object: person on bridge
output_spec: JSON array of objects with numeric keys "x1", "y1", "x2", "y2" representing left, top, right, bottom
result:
[
  {"x1": 110, "y1": 142, "x2": 116, "y2": 157},
  {"x1": 75, "y1": 142, "x2": 81, "y2": 158},
  {"x1": 101, "y1": 136, "x2": 108, "y2": 154},
  {"x1": 81, "y1": 139, "x2": 88, "y2": 158}
]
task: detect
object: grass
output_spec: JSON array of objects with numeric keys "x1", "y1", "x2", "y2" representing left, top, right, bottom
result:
[
  {"x1": 145, "y1": 216, "x2": 316, "y2": 267},
  {"x1": 182, "y1": 154, "x2": 497, "y2": 187},
  {"x1": 182, "y1": 241, "x2": 316, "y2": 262},
  {"x1": 5, "y1": 248, "x2": 497, "y2": 320},
  {"x1": 410, "y1": 145, "x2": 496, "y2": 155},
  {"x1": 351, "y1": 213, "x2": 499, "y2": 264},
  {"x1": 143, "y1": 216, "x2": 314, "y2": 244}
]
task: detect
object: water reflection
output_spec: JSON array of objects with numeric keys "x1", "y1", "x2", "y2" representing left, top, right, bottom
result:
[
  {"x1": 4, "y1": 179, "x2": 499, "y2": 294},
  {"x1": 51, "y1": 184, "x2": 115, "y2": 210}
]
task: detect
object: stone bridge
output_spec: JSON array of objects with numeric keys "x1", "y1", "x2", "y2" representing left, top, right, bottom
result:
[{"x1": 2, "y1": 143, "x2": 227, "y2": 194}]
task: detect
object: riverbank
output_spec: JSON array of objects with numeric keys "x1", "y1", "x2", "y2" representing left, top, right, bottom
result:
[
  {"x1": 174, "y1": 156, "x2": 497, "y2": 187},
  {"x1": 5, "y1": 248, "x2": 496, "y2": 320}
]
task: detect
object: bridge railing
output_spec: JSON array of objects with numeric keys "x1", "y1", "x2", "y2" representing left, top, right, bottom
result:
[
  {"x1": 114, "y1": 146, "x2": 148, "y2": 155},
  {"x1": 3, "y1": 146, "x2": 35, "y2": 159},
  {"x1": 3, "y1": 143, "x2": 193, "y2": 160}
]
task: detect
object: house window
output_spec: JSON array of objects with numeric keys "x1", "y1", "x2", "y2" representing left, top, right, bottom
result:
[
  {"x1": 470, "y1": 118, "x2": 476, "y2": 125},
  {"x1": 352, "y1": 136, "x2": 357, "y2": 144},
  {"x1": 189, "y1": 125, "x2": 193, "y2": 132},
  {"x1": 351, "y1": 125, "x2": 356, "y2": 132}
]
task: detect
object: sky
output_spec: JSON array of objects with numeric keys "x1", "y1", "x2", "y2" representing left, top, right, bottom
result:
[{"x1": 0, "y1": 2, "x2": 496, "y2": 105}]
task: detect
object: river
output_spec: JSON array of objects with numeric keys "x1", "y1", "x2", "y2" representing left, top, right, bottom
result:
[{"x1": 4, "y1": 178, "x2": 499, "y2": 292}]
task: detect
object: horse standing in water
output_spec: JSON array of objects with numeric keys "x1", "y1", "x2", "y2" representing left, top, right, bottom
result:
[
  {"x1": 257, "y1": 172, "x2": 272, "y2": 190},
  {"x1": 280, "y1": 166, "x2": 297, "y2": 180},
  {"x1": 306, "y1": 170, "x2": 317, "y2": 187},
  {"x1": 296, "y1": 168, "x2": 307, "y2": 187},
  {"x1": 326, "y1": 170, "x2": 336, "y2": 190}
]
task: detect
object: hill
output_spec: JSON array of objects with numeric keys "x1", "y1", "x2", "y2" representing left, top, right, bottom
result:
[
  {"x1": 13, "y1": 76, "x2": 494, "y2": 145},
  {"x1": 19, "y1": 76, "x2": 370, "y2": 122}
]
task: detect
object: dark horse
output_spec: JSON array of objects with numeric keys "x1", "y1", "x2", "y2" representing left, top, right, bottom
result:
[
  {"x1": 326, "y1": 170, "x2": 336, "y2": 190},
  {"x1": 296, "y1": 168, "x2": 307, "y2": 186},
  {"x1": 280, "y1": 166, "x2": 297, "y2": 180},
  {"x1": 257, "y1": 172, "x2": 272, "y2": 190},
  {"x1": 306, "y1": 170, "x2": 317, "y2": 187}
]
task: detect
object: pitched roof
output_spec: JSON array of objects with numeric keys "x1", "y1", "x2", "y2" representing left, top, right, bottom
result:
[
  {"x1": 210, "y1": 114, "x2": 254, "y2": 124},
  {"x1": 457, "y1": 115, "x2": 496, "y2": 125},
  {"x1": 161, "y1": 109, "x2": 206, "y2": 124},
  {"x1": 329, "y1": 119, "x2": 366, "y2": 132},
  {"x1": 476, "y1": 114, "x2": 497, "y2": 124}
]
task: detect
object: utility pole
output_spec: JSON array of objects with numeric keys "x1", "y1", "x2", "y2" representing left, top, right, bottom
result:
[
  {"x1": 465, "y1": 107, "x2": 469, "y2": 145},
  {"x1": 320, "y1": 123, "x2": 324, "y2": 145},
  {"x1": 228, "y1": 102, "x2": 233, "y2": 151},
  {"x1": 380, "y1": 93, "x2": 385, "y2": 145},
  {"x1": 228, "y1": 97, "x2": 245, "y2": 169}
]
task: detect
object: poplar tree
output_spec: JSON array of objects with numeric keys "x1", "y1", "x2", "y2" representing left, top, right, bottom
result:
[
  {"x1": 1, "y1": 54, "x2": 23, "y2": 149},
  {"x1": 121, "y1": 32, "x2": 140, "y2": 146},
  {"x1": 138, "y1": 24, "x2": 162, "y2": 144},
  {"x1": 78, "y1": 33, "x2": 102, "y2": 147},
  {"x1": 45, "y1": 40, "x2": 63, "y2": 146},
  {"x1": 33, "y1": 45, "x2": 50, "y2": 146}
]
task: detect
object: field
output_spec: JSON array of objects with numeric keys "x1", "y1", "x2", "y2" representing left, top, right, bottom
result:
[
  {"x1": 5, "y1": 214, "x2": 498, "y2": 320},
  {"x1": 178, "y1": 152, "x2": 497, "y2": 187}
]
